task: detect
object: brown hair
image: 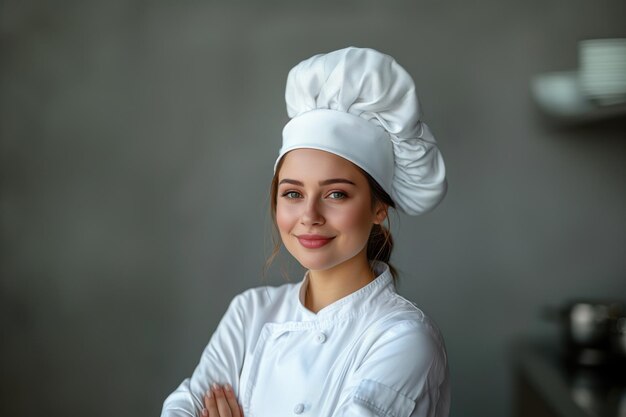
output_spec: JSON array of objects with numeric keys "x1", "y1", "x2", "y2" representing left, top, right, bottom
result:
[{"x1": 264, "y1": 156, "x2": 398, "y2": 283}]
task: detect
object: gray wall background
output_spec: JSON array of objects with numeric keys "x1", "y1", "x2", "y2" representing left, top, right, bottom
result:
[{"x1": 1, "y1": 1, "x2": 625, "y2": 416}]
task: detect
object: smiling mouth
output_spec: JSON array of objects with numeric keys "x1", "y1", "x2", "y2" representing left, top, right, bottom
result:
[{"x1": 296, "y1": 235, "x2": 335, "y2": 249}]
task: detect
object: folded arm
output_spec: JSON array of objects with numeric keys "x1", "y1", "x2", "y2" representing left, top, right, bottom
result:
[{"x1": 161, "y1": 294, "x2": 247, "y2": 417}]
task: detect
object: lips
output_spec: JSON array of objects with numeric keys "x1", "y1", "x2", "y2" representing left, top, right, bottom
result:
[{"x1": 296, "y1": 234, "x2": 335, "y2": 249}]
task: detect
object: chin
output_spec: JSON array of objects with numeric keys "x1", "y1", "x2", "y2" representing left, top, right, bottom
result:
[
  {"x1": 292, "y1": 249, "x2": 360, "y2": 273},
  {"x1": 292, "y1": 255, "x2": 337, "y2": 272}
]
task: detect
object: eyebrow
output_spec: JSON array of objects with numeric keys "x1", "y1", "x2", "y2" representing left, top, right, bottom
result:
[{"x1": 278, "y1": 178, "x2": 356, "y2": 186}]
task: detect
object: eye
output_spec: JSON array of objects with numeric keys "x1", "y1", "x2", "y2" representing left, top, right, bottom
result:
[
  {"x1": 327, "y1": 191, "x2": 347, "y2": 200},
  {"x1": 282, "y1": 191, "x2": 302, "y2": 199}
]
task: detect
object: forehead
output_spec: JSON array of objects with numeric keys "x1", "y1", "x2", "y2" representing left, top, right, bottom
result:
[{"x1": 278, "y1": 148, "x2": 363, "y2": 179}]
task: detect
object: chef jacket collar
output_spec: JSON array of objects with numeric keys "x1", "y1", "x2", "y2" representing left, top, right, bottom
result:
[{"x1": 296, "y1": 261, "x2": 394, "y2": 321}]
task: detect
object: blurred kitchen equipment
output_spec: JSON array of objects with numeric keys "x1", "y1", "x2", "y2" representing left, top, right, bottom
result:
[
  {"x1": 579, "y1": 38, "x2": 626, "y2": 106},
  {"x1": 612, "y1": 317, "x2": 626, "y2": 360},
  {"x1": 530, "y1": 37, "x2": 626, "y2": 122},
  {"x1": 543, "y1": 300, "x2": 625, "y2": 367},
  {"x1": 531, "y1": 70, "x2": 595, "y2": 117}
]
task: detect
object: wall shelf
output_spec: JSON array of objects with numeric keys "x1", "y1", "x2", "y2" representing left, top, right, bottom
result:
[{"x1": 531, "y1": 70, "x2": 626, "y2": 124}]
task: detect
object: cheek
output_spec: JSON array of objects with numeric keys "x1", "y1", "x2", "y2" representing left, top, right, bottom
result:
[
  {"x1": 335, "y1": 203, "x2": 374, "y2": 233},
  {"x1": 276, "y1": 203, "x2": 296, "y2": 234}
]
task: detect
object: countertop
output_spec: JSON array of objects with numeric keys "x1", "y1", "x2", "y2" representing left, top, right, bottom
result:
[{"x1": 511, "y1": 340, "x2": 626, "y2": 417}]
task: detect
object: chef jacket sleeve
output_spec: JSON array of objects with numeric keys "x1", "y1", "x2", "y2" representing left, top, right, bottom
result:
[
  {"x1": 333, "y1": 319, "x2": 450, "y2": 417},
  {"x1": 160, "y1": 293, "x2": 246, "y2": 417}
]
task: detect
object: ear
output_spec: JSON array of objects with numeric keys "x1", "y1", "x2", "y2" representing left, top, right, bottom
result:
[{"x1": 373, "y1": 202, "x2": 389, "y2": 225}]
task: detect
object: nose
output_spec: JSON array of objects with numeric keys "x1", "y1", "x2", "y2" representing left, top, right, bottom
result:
[{"x1": 300, "y1": 198, "x2": 325, "y2": 226}]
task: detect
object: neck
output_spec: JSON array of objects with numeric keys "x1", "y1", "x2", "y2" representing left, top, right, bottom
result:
[{"x1": 304, "y1": 251, "x2": 376, "y2": 314}]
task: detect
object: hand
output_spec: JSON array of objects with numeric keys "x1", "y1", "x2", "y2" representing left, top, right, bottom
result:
[{"x1": 201, "y1": 383, "x2": 244, "y2": 417}]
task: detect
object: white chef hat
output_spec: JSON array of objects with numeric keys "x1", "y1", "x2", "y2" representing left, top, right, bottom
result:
[{"x1": 274, "y1": 46, "x2": 447, "y2": 215}]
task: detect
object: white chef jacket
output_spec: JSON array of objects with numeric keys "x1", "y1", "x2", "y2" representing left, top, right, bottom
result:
[{"x1": 161, "y1": 261, "x2": 450, "y2": 417}]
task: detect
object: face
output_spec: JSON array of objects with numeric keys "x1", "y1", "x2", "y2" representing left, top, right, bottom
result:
[{"x1": 275, "y1": 148, "x2": 387, "y2": 273}]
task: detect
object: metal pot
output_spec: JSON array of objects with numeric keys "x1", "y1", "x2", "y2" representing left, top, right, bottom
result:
[{"x1": 544, "y1": 300, "x2": 625, "y2": 366}]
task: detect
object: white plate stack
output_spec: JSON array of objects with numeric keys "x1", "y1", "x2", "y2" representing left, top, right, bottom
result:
[{"x1": 579, "y1": 38, "x2": 626, "y2": 106}]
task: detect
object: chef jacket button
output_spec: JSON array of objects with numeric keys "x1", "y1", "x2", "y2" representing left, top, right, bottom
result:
[
  {"x1": 293, "y1": 403, "x2": 305, "y2": 414},
  {"x1": 315, "y1": 332, "x2": 327, "y2": 344}
]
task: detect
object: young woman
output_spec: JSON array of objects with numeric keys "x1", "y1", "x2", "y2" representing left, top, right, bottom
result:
[{"x1": 161, "y1": 46, "x2": 450, "y2": 417}]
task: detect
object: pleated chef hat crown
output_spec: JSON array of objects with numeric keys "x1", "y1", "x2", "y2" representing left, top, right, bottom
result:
[{"x1": 274, "y1": 46, "x2": 447, "y2": 215}]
